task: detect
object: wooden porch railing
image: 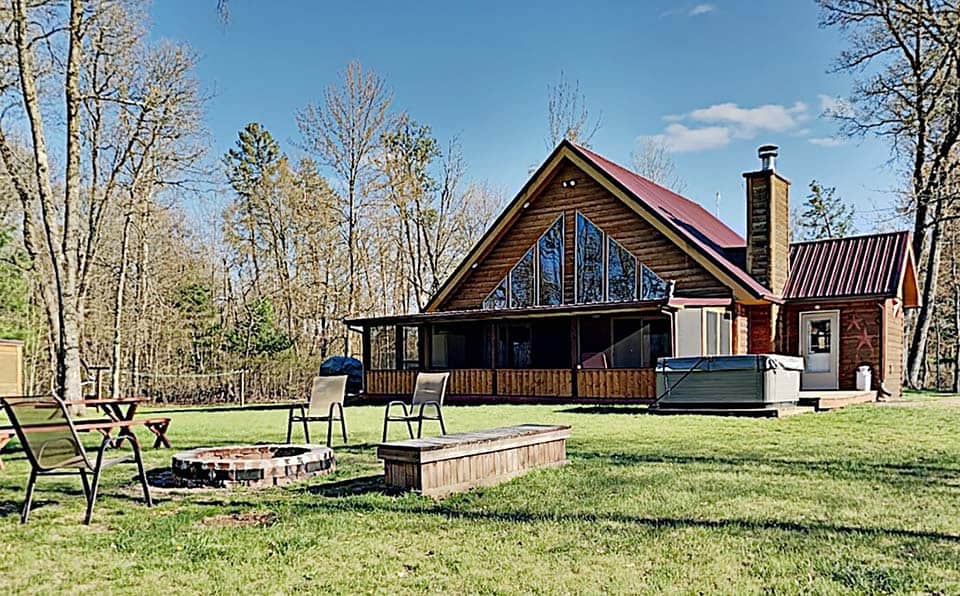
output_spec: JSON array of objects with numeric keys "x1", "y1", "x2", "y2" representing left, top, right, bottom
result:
[
  {"x1": 448, "y1": 369, "x2": 494, "y2": 395},
  {"x1": 577, "y1": 368, "x2": 656, "y2": 399},
  {"x1": 365, "y1": 370, "x2": 417, "y2": 396},
  {"x1": 496, "y1": 369, "x2": 572, "y2": 397},
  {"x1": 365, "y1": 367, "x2": 655, "y2": 400}
]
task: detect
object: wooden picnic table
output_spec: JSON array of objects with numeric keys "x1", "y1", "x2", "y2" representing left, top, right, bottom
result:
[
  {"x1": 0, "y1": 397, "x2": 171, "y2": 469},
  {"x1": 65, "y1": 397, "x2": 143, "y2": 423}
]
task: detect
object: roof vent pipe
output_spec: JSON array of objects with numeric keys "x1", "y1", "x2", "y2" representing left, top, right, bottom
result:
[{"x1": 758, "y1": 144, "x2": 779, "y2": 171}]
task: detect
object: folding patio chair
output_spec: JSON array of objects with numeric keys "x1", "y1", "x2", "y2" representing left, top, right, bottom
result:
[
  {"x1": 0, "y1": 395, "x2": 152, "y2": 525},
  {"x1": 286, "y1": 375, "x2": 348, "y2": 446},
  {"x1": 382, "y1": 372, "x2": 449, "y2": 442}
]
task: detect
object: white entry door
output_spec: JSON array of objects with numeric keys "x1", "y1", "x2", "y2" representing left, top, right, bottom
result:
[{"x1": 799, "y1": 311, "x2": 840, "y2": 390}]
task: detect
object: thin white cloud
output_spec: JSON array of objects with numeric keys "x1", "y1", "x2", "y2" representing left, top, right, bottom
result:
[
  {"x1": 817, "y1": 94, "x2": 854, "y2": 118},
  {"x1": 641, "y1": 123, "x2": 731, "y2": 153},
  {"x1": 639, "y1": 101, "x2": 810, "y2": 153},
  {"x1": 686, "y1": 101, "x2": 809, "y2": 136},
  {"x1": 809, "y1": 136, "x2": 844, "y2": 147},
  {"x1": 689, "y1": 3, "x2": 715, "y2": 16}
]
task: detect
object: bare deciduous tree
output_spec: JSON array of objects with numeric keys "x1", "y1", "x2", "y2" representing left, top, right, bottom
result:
[
  {"x1": 379, "y1": 116, "x2": 501, "y2": 310},
  {"x1": 546, "y1": 70, "x2": 601, "y2": 149},
  {"x1": 0, "y1": 0, "x2": 206, "y2": 400},
  {"x1": 631, "y1": 137, "x2": 687, "y2": 193},
  {"x1": 819, "y1": 0, "x2": 960, "y2": 388},
  {"x1": 296, "y1": 60, "x2": 392, "y2": 353}
]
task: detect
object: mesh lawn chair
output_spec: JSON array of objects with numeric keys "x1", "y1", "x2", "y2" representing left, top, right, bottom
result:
[
  {"x1": 286, "y1": 375, "x2": 348, "y2": 446},
  {"x1": 0, "y1": 395, "x2": 152, "y2": 524},
  {"x1": 382, "y1": 372, "x2": 449, "y2": 442}
]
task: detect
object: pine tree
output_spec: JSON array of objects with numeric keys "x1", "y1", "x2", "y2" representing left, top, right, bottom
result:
[{"x1": 798, "y1": 180, "x2": 855, "y2": 241}]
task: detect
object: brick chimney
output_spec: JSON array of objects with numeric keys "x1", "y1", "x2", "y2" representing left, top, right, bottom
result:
[{"x1": 743, "y1": 145, "x2": 791, "y2": 295}]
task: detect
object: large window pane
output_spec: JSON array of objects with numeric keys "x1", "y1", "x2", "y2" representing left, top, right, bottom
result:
[
  {"x1": 641, "y1": 264, "x2": 669, "y2": 300},
  {"x1": 497, "y1": 324, "x2": 532, "y2": 368},
  {"x1": 483, "y1": 277, "x2": 507, "y2": 310},
  {"x1": 370, "y1": 326, "x2": 396, "y2": 370},
  {"x1": 402, "y1": 326, "x2": 419, "y2": 369},
  {"x1": 607, "y1": 238, "x2": 637, "y2": 302},
  {"x1": 431, "y1": 323, "x2": 491, "y2": 368},
  {"x1": 576, "y1": 213, "x2": 604, "y2": 303},
  {"x1": 676, "y1": 308, "x2": 702, "y2": 357},
  {"x1": 509, "y1": 248, "x2": 535, "y2": 308},
  {"x1": 607, "y1": 317, "x2": 672, "y2": 368},
  {"x1": 642, "y1": 318, "x2": 672, "y2": 367},
  {"x1": 612, "y1": 318, "x2": 643, "y2": 368},
  {"x1": 538, "y1": 217, "x2": 563, "y2": 306},
  {"x1": 706, "y1": 310, "x2": 719, "y2": 355}
]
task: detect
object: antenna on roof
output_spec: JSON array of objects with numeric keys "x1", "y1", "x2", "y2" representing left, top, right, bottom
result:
[{"x1": 715, "y1": 192, "x2": 721, "y2": 218}]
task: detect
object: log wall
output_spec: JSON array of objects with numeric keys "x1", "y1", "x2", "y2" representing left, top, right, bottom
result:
[{"x1": 438, "y1": 160, "x2": 732, "y2": 310}]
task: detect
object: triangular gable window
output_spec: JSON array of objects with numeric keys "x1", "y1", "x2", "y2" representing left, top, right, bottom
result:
[
  {"x1": 482, "y1": 213, "x2": 668, "y2": 309},
  {"x1": 483, "y1": 216, "x2": 564, "y2": 309},
  {"x1": 575, "y1": 211, "x2": 668, "y2": 304}
]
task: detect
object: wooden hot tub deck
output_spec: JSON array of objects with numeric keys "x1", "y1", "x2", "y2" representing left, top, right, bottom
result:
[
  {"x1": 798, "y1": 390, "x2": 876, "y2": 411},
  {"x1": 377, "y1": 424, "x2": 571, "y2": 497}
]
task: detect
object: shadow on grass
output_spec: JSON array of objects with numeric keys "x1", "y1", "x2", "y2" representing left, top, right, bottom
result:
[
  {"x1": 574, "y1": 451, "x2": 960, "y2": 485},
  {"x1": 557, "y1": 406, "x2": 649, "y2": 415},
  {"x1": 146, "y1": 403, "x2": 294, "y2": 415},
  {"x1": 0, "y1": 498, "x2": 60, "y2": 517},
  {"x1": 300, "y1": 496, "x2": 960, "y2": 544},
  {"x1": 304, "y1": 474, "x2": 402, "y2": 497},
  {"x1": 331, "y1": 442, "x2": 378, "y2": 454}
]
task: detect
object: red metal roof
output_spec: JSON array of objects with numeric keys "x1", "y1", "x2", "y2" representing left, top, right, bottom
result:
[
  {"x1": 784, "y1": 231, "x2": 912, "y2": 300},
  {"x1": 570, "y1": 143, "x2": 773, "y2": 299}
]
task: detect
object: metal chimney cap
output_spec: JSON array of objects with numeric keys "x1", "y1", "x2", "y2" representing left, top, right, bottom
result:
[
  {"x1": 758, "y1": 144, "x2": 779, "y2": 171},
  {"x1": 758, "y1": 144, "x2": 779, "y2": 158}
]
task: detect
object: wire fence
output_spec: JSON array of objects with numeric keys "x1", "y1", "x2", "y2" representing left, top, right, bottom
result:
[{"x1": 104, "y1": 366, "x2": 316, "y2": 406}]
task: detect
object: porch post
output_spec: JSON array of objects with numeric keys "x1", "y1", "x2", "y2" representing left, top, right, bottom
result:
[
  {"x1": 489, "y1": 324, "x2": 498, "y2": 397},
  {"x1": 417, "y1": 324, "x2": 427, "y2": 370},
  {"x1": 360, "y1": 326, "x2": 371, "y2": 393},
  {"x1": 569, "y1": 318, "x2": 579, "y2": 399},
  {"x1": 394, "y1": 325, "x2": 404, "y2": 370}
]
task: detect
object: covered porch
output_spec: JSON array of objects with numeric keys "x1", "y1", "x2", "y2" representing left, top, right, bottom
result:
[{"x1": 348, "y1": 299, "x2": 736, "y2": 402}]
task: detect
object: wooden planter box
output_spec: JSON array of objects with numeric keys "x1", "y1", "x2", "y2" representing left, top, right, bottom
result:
[{"x1": 377, "y1": 424, "x2": 571, "y2": 497}]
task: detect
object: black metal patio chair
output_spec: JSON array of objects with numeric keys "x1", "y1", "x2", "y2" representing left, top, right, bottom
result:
[{"x1": 0, "y1": 395, "x2": 152, "y2": 525}]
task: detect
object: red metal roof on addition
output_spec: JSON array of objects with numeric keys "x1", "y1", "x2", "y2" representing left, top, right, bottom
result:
[
  {"x1": 784, "y1": 231, "x2": 911, "y2": 300},
  {"x1": 570, "y1": 143, "x2": 773, "y2": 299}
]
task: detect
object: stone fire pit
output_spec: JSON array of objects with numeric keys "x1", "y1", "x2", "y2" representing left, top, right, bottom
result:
[{"x1": 171, "y1": 444, "x2": 335, "y2": 488}]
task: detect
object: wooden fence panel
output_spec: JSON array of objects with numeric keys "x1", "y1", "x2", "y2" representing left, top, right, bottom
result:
[{"x1": 577, "y1": 368, "x2": 656, "y2": 399}]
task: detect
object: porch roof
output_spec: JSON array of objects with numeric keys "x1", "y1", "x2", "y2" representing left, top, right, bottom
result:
[{"x1": 345, "y1": 296, "x2": 732, "y2": 328}]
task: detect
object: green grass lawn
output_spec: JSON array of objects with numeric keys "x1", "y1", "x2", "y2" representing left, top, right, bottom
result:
[{"x1": 2, "y1": 397, "x2": 960, "y2": 594}]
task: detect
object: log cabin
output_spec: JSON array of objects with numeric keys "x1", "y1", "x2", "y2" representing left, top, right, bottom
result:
[{"x1": 346, "y1": 141, "x2": 919, "y2": 402}]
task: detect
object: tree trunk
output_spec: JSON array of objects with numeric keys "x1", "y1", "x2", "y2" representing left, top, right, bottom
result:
[
  {"x1": 110, "y1": 212, "x2": 133, "y2": 398},
  {"x1": 954, "y1": 280, "x2": 960, "y2": 394},
  {"x1": 908, "y1": 211, "x2": 944, "y2": 388}
]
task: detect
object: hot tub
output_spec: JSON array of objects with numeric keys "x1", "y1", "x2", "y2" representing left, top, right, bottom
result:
[{"x1": 655, "y1": 354, "x2": 803, "y2": 407}]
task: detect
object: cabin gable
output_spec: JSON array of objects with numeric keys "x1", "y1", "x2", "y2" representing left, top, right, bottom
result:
[{"x1": 436, "y1": 159, "x2": 731, "y2": 311}]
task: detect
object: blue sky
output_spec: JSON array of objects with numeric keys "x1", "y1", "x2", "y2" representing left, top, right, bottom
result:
[{"x1": 150, "y1": 0, "x2": 903, "y2": 237}]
